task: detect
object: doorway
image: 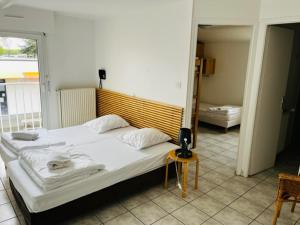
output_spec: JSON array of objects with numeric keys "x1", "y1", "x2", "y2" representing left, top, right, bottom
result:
[
  {"x1": 250, "y1": 23, "x2": 300, "y2": 175},
  {"x1": 191, "y1": 25, "x2": 252, "y2": 174},
  {"x1": 0, "y1": 32, "x2": 48, "y2": 132}
]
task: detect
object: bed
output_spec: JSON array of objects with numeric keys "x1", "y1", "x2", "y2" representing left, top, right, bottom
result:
[
  {"x1": 199, "y1": 102, "x2": 242, "y2": 131},
  {"x1": 7, "y1": 88, "x2": 183, "y2": 225},
  {"x1": 0, "y1": 125, "x2": 136, "y2": 165}
]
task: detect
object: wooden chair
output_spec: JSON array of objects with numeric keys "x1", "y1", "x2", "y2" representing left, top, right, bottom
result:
[{"x1": 272, "y1": 173, "x2": 300, "y2": 225}]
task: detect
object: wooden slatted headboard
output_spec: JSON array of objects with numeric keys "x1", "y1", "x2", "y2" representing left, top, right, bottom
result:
[{"x1": 96, "y1": 89, "x2": 183, "y2": 143}]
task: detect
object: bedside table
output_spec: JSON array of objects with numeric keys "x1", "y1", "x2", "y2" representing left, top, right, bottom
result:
[{"x1": 164, "y1": 150, "x2": 199, "y2": 198}]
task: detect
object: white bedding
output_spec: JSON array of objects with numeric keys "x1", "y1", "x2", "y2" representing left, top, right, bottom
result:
[
  {"x1": 19, "y1": 146, "x2": 106, "y2": 191},
  {"x1": 7, "y1": 138, "x2": 179, "y2": 213},
  {"x1": 0, "y1": 126, "x2": 137, "y2": 164},
  {"x1": 199, "y1": 102, "x2": 242, "y2": 128},
  {"x1": 1, "y1": 129, "x2": 66, "y2": 154}
]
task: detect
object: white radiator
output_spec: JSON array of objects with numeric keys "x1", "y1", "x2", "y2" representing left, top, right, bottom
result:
[{"x1": 57, "y1": 88, "x2": 96, "y2": 127}]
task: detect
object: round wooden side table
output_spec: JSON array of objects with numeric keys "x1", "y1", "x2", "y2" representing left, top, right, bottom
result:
[{"x1": 164, "y1": 150, "x2": 199, "y2": 198}]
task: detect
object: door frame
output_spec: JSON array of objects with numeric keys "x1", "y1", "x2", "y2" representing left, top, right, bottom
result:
[
  {"x1": 185, "y1": 15, "x2": 300, "y2": 177},
  {"x1": 0, "y1": 31, "x2": 50, "y2": 128},
  {"x1": 185, "y1": 15, "x2": 257, "y2": 177}
]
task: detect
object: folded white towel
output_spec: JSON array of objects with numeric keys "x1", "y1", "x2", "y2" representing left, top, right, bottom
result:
[
  {"x1": 11, "y1": 131, "x2": 39, "y2": 141},
  {"x1": 47, "y1": 152, "x2": 71, "y2": 170}
]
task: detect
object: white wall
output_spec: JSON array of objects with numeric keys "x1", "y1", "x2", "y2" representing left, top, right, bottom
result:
[
  {"x1": 194, "y1": 0, "x2": 261, "y2": 24},
  {"x1": 0, "y1": 7, "x2": 96, "y2": 129},
  {"x1": 260, "y1": 0, "x2": 300, "y2": 20},
  {"x1": 94, "y1": 0, "x2": 193, "y2": 107},
  {"x1": 200, "y1": 41, "x2": 250, "y2": 106}
]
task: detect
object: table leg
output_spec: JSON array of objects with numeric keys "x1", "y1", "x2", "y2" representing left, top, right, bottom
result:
[
  {"x1": 182, "y1": 162, "x2": 188, "y2": 198},
  {"x1": 178, "y1": 162, "x2": 182, "y2": 175},
  {"x1": 195, "y1": 159, "x2": 199, "y2": 190},
  {"x1": 164, "y1": 157, "x2": 169, "y2": 189}
]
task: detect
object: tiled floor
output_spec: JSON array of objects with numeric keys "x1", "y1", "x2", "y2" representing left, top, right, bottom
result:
[{"x1": 0, "y1": 126, "x2": 299, "y2": 225}]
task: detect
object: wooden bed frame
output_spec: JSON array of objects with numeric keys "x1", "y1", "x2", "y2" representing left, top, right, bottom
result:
[{"x1": 11, "y1": 88, "x2": 183, "y2": 225}]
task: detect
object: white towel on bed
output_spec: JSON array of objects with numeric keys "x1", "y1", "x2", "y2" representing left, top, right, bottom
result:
[
  {"x1": 1, "y1": 129, "x2": 66, "y2": 154},
  {"x1": 19, "y1": 146, "x2": 105, "y2": 191},
  {"x1": 47, "y1": 152, "x2": 71, "y2": 170},
  {"x1": 11, "y1": 131, "x2": 39, "y2": 141}
]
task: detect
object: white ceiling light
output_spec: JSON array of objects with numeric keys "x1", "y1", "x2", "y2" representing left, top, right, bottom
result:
[{"x1": 0, "y1": 0, "x2": 14, "y2": 9}]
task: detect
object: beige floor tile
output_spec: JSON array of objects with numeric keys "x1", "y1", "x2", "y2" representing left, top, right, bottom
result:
[
  {"x1": 201, "y1": 218, "x2": 223, "y2": 225},
  {"x1": 213, "y1": 207, "x2": 252, "y2": 225},
  {"x1": 221, "y1": 178, "x2": 252, "y2": 195},
  {"x1": 0, "y1": 204, "x2": 16, "y2": 223},
  {"x1": 268, "y1": 202, "x2": 300, "y2": 222},
  {"x1": 143, "y1": 185, "x2": 167, "y2": 200},
  {"x1": 131, "y1": 201, "x2": 167, "y2": 225},
  {"x1": 206, "y1": 145, "x2": 226, "y2": 154},
  {"x1": 105, "y1": 212, "x2": 143, "y2": 225},
  {"x1": 200, "y1": 159, "x2": 223, "y2": 170},
  {"x1": 152, "y1": 192, "x2": 186, "y2": 213},
  {"x1": 215, "y1": 142, "x2": 236, "y2": 151},
  {"x1": 220, "y1": 150, "x2": 237, "y2": 159},
  {"x1": 230, "y1": 197, "x2": 265, "y2": 219},
  {"x1": 207, "y1": 186, "x2": 239, "y2": 205},
  {"x1": 249, "y1": 221, "x2": 263, "y2": 225},
  {"x1": 243, "y1": 187, "x2": 275, "y2": 208},
  {"x1": 0, "y1": 190, "x2": 10, "y2": 205},
  {"x1": 0, "y1": 218, "x2": 20, "y2": 225},
  {"x1": 172, "y1": 204, "x2": 209, "y2": 225},
  {"x1": 170, "y1": 187, "x2": 202, "y2": 202},
  {"x1": 232, "y1": 176, "x2": 261, "y2": 187},
  {"x1": 209, "y1": 155, "x2": 234, "y2": 165},
  {"x1": 256, "y1": 209, "x2": 295, "y2": 225},
  {"x1": 120, "y1": 192, "x2": 150, "y2": 210},
  {"x1": 190, "y1": 195, "x2": 226, "y2": 216},
  {"x1": 202, "y1": 171, "x2": 230, "y2": 185},
  {"x1": 63, "y1": 214, "x2": 101, "y2": 225},
  {"x1": 152, "y1": 215, "x2": 184, "y2": 225},
  {"x1": 198, "y1": 150, "x2": 217, "y2": 159},
  {"x1": 95, "y1": 202, "x2": 127, "y2": 223},
  {"x1": 198, "y1": 178, "x2": 217, "y2": 193},
  {"x1": 214, "y1": 165, "x2": 236, "y2": 177},
  {"x1": 255, "y1": 181, "x2": 277, "y2": 198}
]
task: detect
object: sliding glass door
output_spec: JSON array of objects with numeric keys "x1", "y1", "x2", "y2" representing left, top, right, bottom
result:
[{"x1": 0, "y1": 32, "x2": 48, "y2": 132}]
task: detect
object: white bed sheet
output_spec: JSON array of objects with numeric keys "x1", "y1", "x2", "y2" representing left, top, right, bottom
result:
[
  {"x1": 0, "y1": 126, "x2": 137, "y2": 164},
  {"x1": 7, "y1": 138, "x2": 179, "y2": 213}
]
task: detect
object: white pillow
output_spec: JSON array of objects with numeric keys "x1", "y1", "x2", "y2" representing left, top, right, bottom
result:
[
  {"x1": 120, "y1": 128, "x2": 171, "y2": 149},
  {"x1": 84, "y1": 114, "x2": 129, "y2": 133}
]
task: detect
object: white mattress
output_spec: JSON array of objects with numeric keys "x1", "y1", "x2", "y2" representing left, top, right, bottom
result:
[
  {"x1": 198, "y1": 103, "x2": 242, "y2": 128},
  {"x1": 7, "y1": 138, "x2": 179, "y2": 213},
  {"x1": 0, "y1": 126, "x2": 137, "y2": 164}
]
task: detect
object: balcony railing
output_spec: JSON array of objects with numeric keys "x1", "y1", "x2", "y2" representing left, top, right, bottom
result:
[{"x1": 0, "y1": 82, "x2": 42, "y2": 133}]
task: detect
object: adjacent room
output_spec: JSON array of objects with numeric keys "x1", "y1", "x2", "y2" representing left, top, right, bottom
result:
[
  {"x1": 192, "y1": 25, "x2": 251, "y2": 168},
  {"x1": 0, "y1": 1, "x2": 299, "y2": 225}
]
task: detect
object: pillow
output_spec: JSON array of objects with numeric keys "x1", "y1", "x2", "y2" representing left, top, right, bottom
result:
[
  {"x1": 83, "y1": 114, "x2": 129, "y2": 133},
  {"x1": 120, "y1": 128, "x2": 171, "y2": 149}
]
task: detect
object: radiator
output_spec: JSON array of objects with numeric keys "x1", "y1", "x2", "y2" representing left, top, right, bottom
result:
[{"x1": 57, "y1": 88, "x2": 96, "y2": 127}]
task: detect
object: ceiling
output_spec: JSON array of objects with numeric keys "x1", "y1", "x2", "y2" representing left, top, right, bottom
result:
[
  {"x1": 10, "y1": 0, "x2": 177, "y2": 18},
  {"x1": 198, "y1": 26, "x2": 253, "y2": 43}
]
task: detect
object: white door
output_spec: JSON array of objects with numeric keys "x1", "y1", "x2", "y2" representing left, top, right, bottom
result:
[{"x1": 249, "y1": 26, "x2": 294, "y2": 175}]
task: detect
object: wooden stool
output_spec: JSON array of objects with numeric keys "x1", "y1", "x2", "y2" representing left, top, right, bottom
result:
[{"x1": 164, "y1": 150, "x2": 199, "y2": 198}]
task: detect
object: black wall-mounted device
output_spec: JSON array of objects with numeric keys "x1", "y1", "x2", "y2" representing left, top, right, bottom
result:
[{"x1": 98, "y1": 69, "x2": 106, "y2": 88}]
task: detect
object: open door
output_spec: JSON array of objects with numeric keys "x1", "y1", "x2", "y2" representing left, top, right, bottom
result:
[{"x1": 249, "y1": 26, "x2": 294, "y2": 175}]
